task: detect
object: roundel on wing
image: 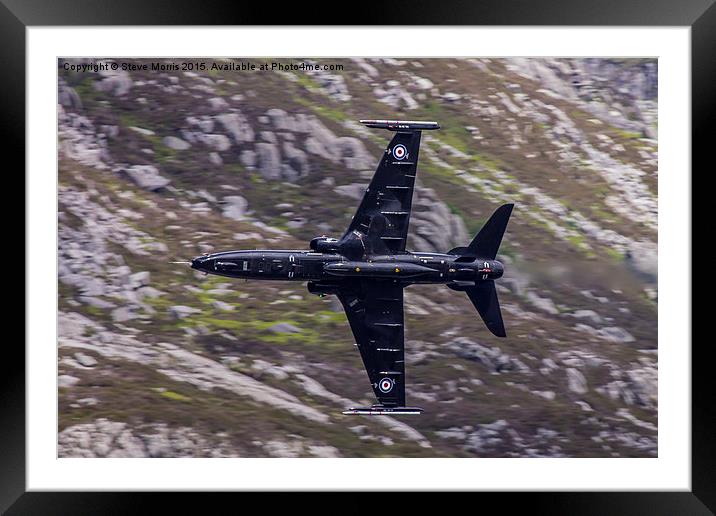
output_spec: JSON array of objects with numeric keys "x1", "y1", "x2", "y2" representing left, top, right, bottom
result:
[
  {"x1": 378, "y1": 377, "x2": 394, "y2": 393},
  {"x1": 392, "y1": 144, "x2": 408, "y2": 160}
]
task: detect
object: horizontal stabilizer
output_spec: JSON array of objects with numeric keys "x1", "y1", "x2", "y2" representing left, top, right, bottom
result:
[
  {"x1": 465, "y1": 281, "x2": 506, "y2": 337},
  {"x1": 360, "y1": 119, "x2": 440, "y2": 132}
]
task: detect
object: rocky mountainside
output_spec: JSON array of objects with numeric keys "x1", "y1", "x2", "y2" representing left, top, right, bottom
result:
[{"x1": 58, "y1": 58, "x2": 657, "y2": 457}]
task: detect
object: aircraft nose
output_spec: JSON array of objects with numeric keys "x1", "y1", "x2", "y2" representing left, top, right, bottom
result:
[{"x1": 191, "y1": 255, "x2": 209, "y2": 270}]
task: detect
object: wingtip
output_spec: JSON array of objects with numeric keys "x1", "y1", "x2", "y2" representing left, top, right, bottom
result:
[
  {"x1": 490, "y1": 325, "x2": 507, "y2": 338},
  {"x1": 359, "y1": 119, "x2": 440, "y2": 131}
]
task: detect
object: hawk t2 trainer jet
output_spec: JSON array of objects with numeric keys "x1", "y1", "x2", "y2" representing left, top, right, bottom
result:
[{"x1": 189, "y1": 119, "x2": 514, "y2": 416}]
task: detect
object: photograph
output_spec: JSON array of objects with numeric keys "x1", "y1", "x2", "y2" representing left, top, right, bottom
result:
[{"x1": 57, "y1": 56, "x2": 658, "y2": 459}]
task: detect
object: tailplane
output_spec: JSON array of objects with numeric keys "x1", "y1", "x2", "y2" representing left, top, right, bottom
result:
[{"x1": 465, "y1": 281, "x2": 506, "y2": 337}]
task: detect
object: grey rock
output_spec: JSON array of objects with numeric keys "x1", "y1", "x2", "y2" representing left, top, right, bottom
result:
[
  {"x1": 308, "y1": 445, "x2": 341, "y2": 458},
  {"x1": 79, "y1": 277, "x2": 106, "y2": 297},
  {"x1": 266, "y1": 108, "x2": 290, "y2": 130},
  {"x1": 240, "y1": 149, "x2": 257, "y2": 168},
  {"x1": 111, "y1": 307, "x2": 137, "y2": 322},
  {"x1": 122, "y1": 165, "x2": 170, "y2": 191},
  {"x1": 256, "y1": 142, "x2": 282, "y2": 180},
  {"x1": 75, "y1": 352, "x2": 98, "y2": 367},
  {"x1": 58, "y1": 83, "x2": 82, "y2": 110},
  {"x1": 572, "y1": 309, "x2": 603, "y2": 325},
  {"x1": 414, "y1": 76, "x2": 434, "y2": 90},
  {"x1": 128, "y1": 271, "x2": 151, "y2": 289},
  {"x1": 212, "y1": 300, "x2": 234, "y2": 311},
  {"x1": 407, "y1": 187, "x2": 469, "y2": 252},
  {"x1": 136, "y1": 286, "x2": 163, "y2": 299},
  {"x1": 95, "y1": 68, "x2": 133, "y2": 96},
  {"x1": 281, "y1": 163, "x2": 300, "y2": 181},
  {"x1": 566, "y1": 368, "x2": 588, "y2": 394},
  {"x1": 217, "y1": 113, "x2": 254, "y2": 143},
  {"x1": 269, "y1": 322, "x2": 301, "y2": 334},
  {"x1": 79, "y1": 296, "x2": 116, "y2": 309},
  {"x1": 162, "y1": 136, "x2": 191, "y2": 150},
  {"x1": 625, "y1": 240, "x2": 657, "y2": 282},
  {"x1": 335, "y1": 137, "x2": 373, "y2": 170},
  {"x1": 101, "y1": 124, "x2": 119, "y2": 138},
  {"x1": 599, "y1": 326, "x2": 636, "y2": 343},
  {"x1": 202, "y1": 134, "x2": 231, "y2": 152},
  {"x1": 526, "y1": 291, "x2": 559, "y2": 315},
  {"x1": 59, "y1": 375, "x2": 80, "y2": 388},
  {"x1": 197, "y1": 117, "x2": 215, "y2": 133},
  {"x1": 260, "y1": 131, "x2": 278, "y2": 143},
  {"x1": 209, "y1": 152, "x2": 223, "y2": 166},
  {"x1": 129, "y1": 126, "x2": 155, "y2": 136},
  {"x1": 208, "y1": 97, "x2": 229, "y2": 110},
  {"x1": 447, "y1": 337, "x2": 518, "y2": 373},
  {"x1": 222, "y1": 195, "x2": 248, "y2": 221},
  {"x1": 282, "y1": 141, "x2": 310, "y2": 177},
  {"x1": 442, "y1": 92, "x2": 462, "y2": 103},
  {"x1": 169, "y1": 305, "x2": 201, "y2": 319}
]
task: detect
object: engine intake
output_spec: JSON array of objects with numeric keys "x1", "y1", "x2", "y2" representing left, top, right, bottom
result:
[{"x1": 309, "y1": 236, "x2": 340, "y2": 253}]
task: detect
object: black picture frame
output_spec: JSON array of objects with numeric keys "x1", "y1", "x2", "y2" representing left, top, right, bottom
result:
[{"x1": 4, "y1": 0, "x2": 709, "y2": 513}]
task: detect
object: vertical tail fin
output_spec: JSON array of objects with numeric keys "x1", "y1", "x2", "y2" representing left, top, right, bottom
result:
[
  {"x1": 447, "y1": 203, "x2": 514, "y2": 338},
  {"x1": 467, "y1": 204, "x2": 514, "y2": 260},
  {"x1": 465, "y1": 281, "x2": 506, "y2": 337}
]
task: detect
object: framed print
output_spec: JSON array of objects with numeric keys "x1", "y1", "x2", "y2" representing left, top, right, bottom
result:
[{"x1": 4, "y1": 0, "x2": 710, "y2": 513}]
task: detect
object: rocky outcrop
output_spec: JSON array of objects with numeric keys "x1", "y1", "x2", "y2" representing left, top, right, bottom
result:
[
  {"x1": 217, "y1": 112, "x2": 255, "y2": 144},
  {"x1": 59, "y1": 419, "x2": 235, "y2": 458},
  {"x1": 446, "y1": 337, "x2": 529, "y2": 374},
  {"x1": 507, "y1": 58, "x2": 657, "y2": 135},
  {"x1": 94, "y1": 67, "x2": 133, "y2": 97}
]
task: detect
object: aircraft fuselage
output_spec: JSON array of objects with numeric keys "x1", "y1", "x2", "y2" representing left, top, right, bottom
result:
[{"x1": 191, "y1": 249, "x2": 504, "y2": 285}]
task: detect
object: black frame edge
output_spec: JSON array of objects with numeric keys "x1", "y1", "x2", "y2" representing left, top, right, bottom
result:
[
  {"x1": 5, "y1": 0, "x2": 712, "y2": 513},
  {"x1": 691, "y1": 0, "x2": 716, "y2": 512},
  {"x1": 0, "y1": 0, "x2": 715, "y2": 26},
  {"x1": 0, "y1": 1, "x2": 26, "y2": 514}
]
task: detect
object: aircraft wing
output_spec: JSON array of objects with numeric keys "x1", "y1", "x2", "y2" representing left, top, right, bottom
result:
[
  {"x1": 340, "y1": 129, "x2": 423, "y2": 256},
  {"x1": 337, "y1": 280, "x2": 406, "y2": 407}
]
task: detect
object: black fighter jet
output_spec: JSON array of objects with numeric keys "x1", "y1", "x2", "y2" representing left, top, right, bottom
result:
[{"x1": 190, "y1": 119, "x2": 514, "y2": 415}]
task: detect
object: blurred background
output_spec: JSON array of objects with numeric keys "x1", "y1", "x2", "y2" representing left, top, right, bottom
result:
[{"x1": 58, "y1": 57, "x2": 657, "y2": 458}]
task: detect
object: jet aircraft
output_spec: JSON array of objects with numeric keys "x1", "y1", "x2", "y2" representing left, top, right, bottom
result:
[{"x1": 189, "y1": 119, "x2": 514, "y2": 415}]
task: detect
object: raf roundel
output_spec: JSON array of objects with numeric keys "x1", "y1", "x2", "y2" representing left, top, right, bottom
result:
[
  {"x1": 378, "y1": 377, "x2": 394, "y2": 393},
  {"x1": 392, "y1": 144, "x2": 408, "y2": 160}
]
